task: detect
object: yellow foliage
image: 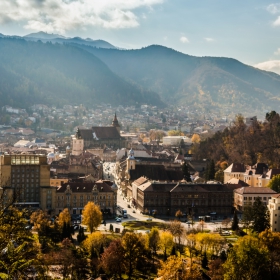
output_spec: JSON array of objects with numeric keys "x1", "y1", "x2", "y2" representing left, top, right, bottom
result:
[
  {"x1": 57, "y1": 208, "x2": 71, "y2": 228},
  {"x1": 82, "y1": 201, "x2": 102, "y2": 233},
  {"x1": 191, "y1": 133, "x2": 201, "y2": 143}
]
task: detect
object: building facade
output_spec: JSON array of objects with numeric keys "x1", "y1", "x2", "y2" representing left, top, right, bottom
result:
[
  {"x1": 268, "y1": 194, "x2": 280, "y2": 232},
  {"x1": 0, "y1": 154, "x2": 51, "y2": 209},
  {"x1": 131, "y1": 177, "x2": 237, "y2": 217},
  {"x1": 234, "y1": 187, "x2": 276, "y2": 212},
  {"x1": 55, "y1": 180, "x2": 117, "y2": 215}
]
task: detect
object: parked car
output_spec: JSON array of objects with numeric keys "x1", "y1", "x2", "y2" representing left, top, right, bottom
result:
[
  {"x1": 116, "y1": 218, "x2": 122, "y2": 222},
  {"x1": 146, "y1": 218, "x2": 152, "y2": 221}
]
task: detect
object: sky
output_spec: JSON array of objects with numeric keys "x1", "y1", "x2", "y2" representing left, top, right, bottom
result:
[{"x1": 1, "y1": 0, "x2": 280, "y2": 73}]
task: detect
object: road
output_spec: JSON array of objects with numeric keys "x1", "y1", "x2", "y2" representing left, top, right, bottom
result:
[{"x1": 100, "y1": 162, "x2": 231, "y2": 234}]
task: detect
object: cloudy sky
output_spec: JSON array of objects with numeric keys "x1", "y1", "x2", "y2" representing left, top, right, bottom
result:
[{"x1": 1, "y1": 0, "x2": 280, "y2": 73}]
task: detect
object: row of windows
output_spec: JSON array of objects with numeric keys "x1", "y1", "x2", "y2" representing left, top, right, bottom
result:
[
  {"x1": 243, "y1": 196, "x2": 270, "y2": 201},
  {"x1": 57, "y1": 195, "x2": 111, "y2": 200}
]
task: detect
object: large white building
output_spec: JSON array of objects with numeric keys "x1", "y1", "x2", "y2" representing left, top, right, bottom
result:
[
  {"x1": 162, "y1": 136, "x2": 192, "y2": 146},
  {"x1": 268, "y1": 194, "x2": 280, "y2": 232}
]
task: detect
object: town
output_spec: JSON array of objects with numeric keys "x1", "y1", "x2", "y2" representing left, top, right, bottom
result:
[{"x1": 1, "y1": 107, "x2": 280, "y2": 279}]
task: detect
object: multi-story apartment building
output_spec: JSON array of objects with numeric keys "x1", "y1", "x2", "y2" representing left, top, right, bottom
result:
[
  {"x1": 0, "y1": 154, "x2": 52, "y2": 209},
  {"x1": 268, "y1": 194, "x2": 280, "y2": 232},
  {"x1": 55, "y1": 180, "x2": 117, "y2": 215}
]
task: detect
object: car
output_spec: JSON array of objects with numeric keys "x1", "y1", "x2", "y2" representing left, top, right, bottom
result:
[
  {"x1": 186, "y1": 221, "x2": 192, "y2": 224},
  {"x1": 116, "y1": 218, "x2": 122, "y2": 222},
  {"x1": 221, "y1": 231, "x2": 231, "y2": 235},
  {"x1": 146, "y1": 218, "x2": 152, "y2": 221}
]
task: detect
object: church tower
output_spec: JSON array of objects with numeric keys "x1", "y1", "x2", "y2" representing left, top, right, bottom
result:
[
  {"x1": 112, "y1": 113, "x2": 121, "y2": 133},
  {"x1": 126, "y1": 148, "x2": 136, "y2": 171}
]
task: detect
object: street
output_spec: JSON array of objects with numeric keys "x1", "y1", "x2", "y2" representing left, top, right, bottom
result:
[{"x1": 100, "y1": 162, "x2": 231, "y2": 234}]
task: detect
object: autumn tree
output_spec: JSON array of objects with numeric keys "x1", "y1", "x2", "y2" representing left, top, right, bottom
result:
[
  {"x1": 30, "y1": 209, "x2": 51, "y2": 236},
  {"x1": 159, "y1": 231, "x2": 174, "y2": 260},
  {"x1": 259, "y1": 230, "x2": 280, "y2": 278},
  {"x1": 168, "y1": 220, "x2": 185, "y2": 251},
  {"x1": 57, "y1": 208, "x2": 71, "y2": 228},
  {"x1": 148, "y1": 227, "x2": 160, "y2": 264},
  {"x1": 168, "y1": 130, "x2": 184, "y2": 136},
  {"x1": 82, "y1": 201, "x2": 102, "y2": 233},
  {"x1": 191, "y1": 133, "x2": 201, "y2": 143},
  {"x1": 252, "y1": 197, "x2": 270, "y2": 233},
  {"x1": 223, "y1": 236, "x2": 270, "y2": 280},
  {"x1": 175, "y1": 209, "x2": 183, "y2": 220},
  {"x1": 82, "y1": 231, "x2": 104, "y2": 258},
  {"x1": 0, "y1": 207, "x2": 38, "y2": 279},
  {"x1": 101, "y1": 238, "x2": 126, "y2": 280},
  {"x1": 267, "y1": 174, "x2": 280, "y2": 192},
  {"x1": 122, "y1": 232, "x2": 146, "y2": 280}
]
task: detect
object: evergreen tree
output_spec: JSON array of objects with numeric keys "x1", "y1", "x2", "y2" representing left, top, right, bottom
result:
[
  {"x1": 252, "y1": 197, "x2": 270, "y2": 233},
  {"x1": 231, "y1": 210, "x2": 239, "y2": 231},
  {"x1": 201, "y1": 252, "x2": 208, "y2": 269},
  {"x1": 182, "y1": 161, "x2": 191, "y2": 182},
  {"x1": 77, "y1": 227, "x2": 86, "y2": 243},
  {"x1": 208, "y1": 159, "x2": 216, "y2": 180},
  {"x1": 170, "y1": 245, "x2": 176, "y2": 256}
]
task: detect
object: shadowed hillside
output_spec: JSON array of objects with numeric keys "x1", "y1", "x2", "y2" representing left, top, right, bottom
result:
[{"x1": 0, "y1": 38, "x2": 164, "y2": 108}]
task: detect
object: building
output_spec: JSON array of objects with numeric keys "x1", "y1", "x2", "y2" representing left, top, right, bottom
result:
[
  {"x1": 131, "y1": 178, "x2": 237, "y2": 217},
  {"x1": 55, "y1": 180, "x2": 117, "y2": 215},
  {"x1": 0, "y1": 154, "x2": 53, "y2": 209},
  {"x1": 233, "y1": 187, "x2": 276, "y2": 212},
  {"x1": 268, "y1": 194, "x2": 280, "y2": 232},
  {"x1": 224, "y1": 162, "x2": 280, "y2": 187},
  {"x1": 162, "y1": 136, "x2": 192, "y2": 146},
  {"x1": 117, "y1": 149, "x2": 184, "y2": 198},
  {"x1": 72, "y1": 114, "x2": 126, "y2": 155}
]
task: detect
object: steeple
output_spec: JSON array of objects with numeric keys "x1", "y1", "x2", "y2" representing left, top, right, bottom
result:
[{"x1": 112, "y1": 112, "x2": 120, "y2": 133}]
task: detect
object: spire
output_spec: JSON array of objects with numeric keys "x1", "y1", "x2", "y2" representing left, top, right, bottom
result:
[{"x1": 112, "y1": 112, "x2": 120, "y2": 128}]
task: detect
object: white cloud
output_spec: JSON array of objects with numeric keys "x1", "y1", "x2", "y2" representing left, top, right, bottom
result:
[
  {"x1": 204, "y1": 37, "x2": 214, "y2": 42},
  {"x1": 254, "y1": 60, "x2": 280, "y2": 75},
  {"x1": 180, "y1": 36, "x2": 189, "y2": 43},
  {"x1": 274, "y1": 48, "x2": 280, "y2": 55},
  {"x1": 273, "y1": 15, "x2": 280, "y2": 26},
  {"x1": 0, "y1": 0, "x2": 164, "y2": 33},
  {"x1": 267, "y1": 3, "x2": 280, "y2": 14}
]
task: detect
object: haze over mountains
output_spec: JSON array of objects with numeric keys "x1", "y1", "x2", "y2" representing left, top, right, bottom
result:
[{"x1": 1, "y1": 31, "x2": 280, "y2": 116}]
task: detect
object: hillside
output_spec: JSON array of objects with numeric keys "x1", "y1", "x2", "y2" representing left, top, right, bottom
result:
[
  {"x1": 0, "y1": 38, "x2": 164, "y2": 108},
  {"x1": 79, "y1": 45, "x2": 280, "y2": 114},
  {"x1": 23, "y1": 31, "x2": 116, "y2": 49}
]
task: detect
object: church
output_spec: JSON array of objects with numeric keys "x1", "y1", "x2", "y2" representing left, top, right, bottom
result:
[{"x1": 72, "y1": 114, "x2": 126, "y2": 155}]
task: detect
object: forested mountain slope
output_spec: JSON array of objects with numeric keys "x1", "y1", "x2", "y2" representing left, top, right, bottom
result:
[
  {"x1": 0, "y1": 38, "x2": 164, "y2": 108},
  {"x1": 80, "y1": 45, "x2": 280, "y2": 114}
]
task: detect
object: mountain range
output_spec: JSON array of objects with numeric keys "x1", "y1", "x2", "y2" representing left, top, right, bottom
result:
[
  {"x1": 1, "y1": 31, "x2": 280, "y2": 115},
  {"x1": 0, "y1": 37, "x2": 162, "y2": 108}
]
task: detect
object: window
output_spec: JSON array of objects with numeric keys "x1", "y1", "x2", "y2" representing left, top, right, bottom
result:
[
  {"x1": 244, "y1": 197, "x2": 247, "y2": 200},
  {"x1": 275, "y1": 214, "x2": 277, "y2": 217},
  {"x1": 249, "y1": 197, "x2": 252, "y2": 200}
]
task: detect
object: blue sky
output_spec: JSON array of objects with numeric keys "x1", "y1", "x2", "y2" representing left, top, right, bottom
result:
[{"x1": 1, "y1": 0, "x2": 280, "y2": 73}]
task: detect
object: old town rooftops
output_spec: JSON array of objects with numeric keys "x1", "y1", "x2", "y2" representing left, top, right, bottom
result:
[{"x1": 57, "y1": 180, "x2": 114, "y2": 193}]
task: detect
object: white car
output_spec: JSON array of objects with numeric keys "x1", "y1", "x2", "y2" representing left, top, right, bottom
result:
[{"x1": 116, "y1": 218, "x2": 122, "y2": 222}]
